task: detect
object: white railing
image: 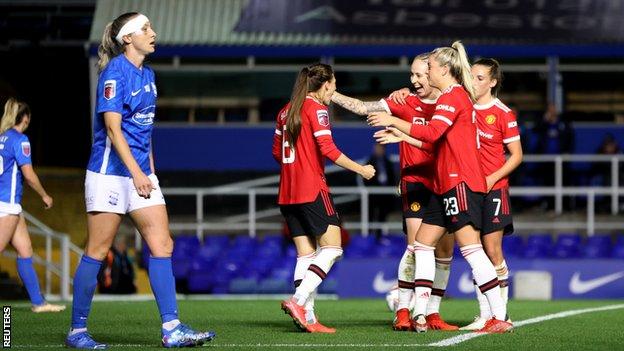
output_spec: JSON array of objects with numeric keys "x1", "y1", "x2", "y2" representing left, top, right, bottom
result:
[
  {"x1": 162, "y1": 185, "x2": 624, "y2": 238},
  {"x1": 0, "y1": 212, "x2": 83, "y2": 301},
  {"x1": 161, "y1": 154, "x2": 622, "y2": 238}
]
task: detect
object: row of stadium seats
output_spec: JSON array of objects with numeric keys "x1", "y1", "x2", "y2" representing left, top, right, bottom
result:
[{"x1": 140, "y1": 233, "x2": 624, "y2": 294}]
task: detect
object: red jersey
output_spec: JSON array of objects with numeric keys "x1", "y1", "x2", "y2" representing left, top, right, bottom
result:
[
  {"x1": 408, "y1": 84, "x2": 487, "y2": 194},
  {"x1": 381, "y1": 94, "x2": 436, "y2": 189},
  {"x1": 272, "y1": 97, "x2": 342, "y2": 205},
  {"x1": 475, "y1": 98, "x2": 520, "y2": 190}
]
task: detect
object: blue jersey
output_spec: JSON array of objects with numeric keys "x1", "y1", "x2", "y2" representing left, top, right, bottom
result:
[
  {"x1": 87, "y1": 54, "x2": 157, "y2": 177},
  {"x1": 0, "y1": 128, "x2": 31, "y2": 204}
]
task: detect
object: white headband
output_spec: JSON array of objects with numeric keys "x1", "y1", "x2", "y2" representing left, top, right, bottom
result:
[{"x1": 115, "y1": 14, "x2": 149, "y2": 44}]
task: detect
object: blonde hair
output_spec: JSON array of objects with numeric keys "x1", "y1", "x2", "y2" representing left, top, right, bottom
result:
[
  {"x1": 431, "y1": 41, "x2": 475, "y2": 101},
  {"x1": 1, "y1": 98, "x2": 30, "y2": 134},
  {"x1": 413, "y1": 52, "x2": 430, "y2": 62},
  {"x1": 97, "y1": 12, "x2": 139, "y2": 72}
]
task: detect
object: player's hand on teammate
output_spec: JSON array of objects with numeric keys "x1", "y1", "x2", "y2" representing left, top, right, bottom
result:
[
  {"x1": 373, "y1": 127, "x2": 403, "y2": 144},
  {"x1": 133, "y1": 172, "x2": 156, "y2": 199},
  {"x1": 359, "y1": 164, "x2": 376, "y2": 180},
  {"x1": 388, "y1": 87, "x2": 410, "y2": 105},
  {"x1": 367, "y1": 112, "x2": 395, "y2": 127},
  {"x1": 486, "y1": 174, "x2": 497, "y2": 192},
  {"x1": 41, "y1": 194, "x2": 53, "y2": 209}
]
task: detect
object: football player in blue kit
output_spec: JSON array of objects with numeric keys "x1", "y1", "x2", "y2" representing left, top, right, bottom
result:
[
  {"x1": 65, "y1": 13, "x2": 215, "y2": 349},
  {"x1": 0, "y1": 98, "x2": 65, "y2": 313}
]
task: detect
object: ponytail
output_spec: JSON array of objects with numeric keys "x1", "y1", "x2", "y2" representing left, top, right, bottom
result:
[
  {"x1": 285, "y1": 63, "x2": 334, "y2": 147},
  {"x1": 285, "y1": 68, "x2": 309, "y2": 147},
  {"x1": 452, "y1": 41, "x2": 476, "y2": 101},
  {"x1": 1, "y1": 98, "x2": 30, "y2": 134},
  {"x1": 97, "y1": 12, "x2": 139, "y2": 72},
  {"x1": 431, "y1": 41, "x2": 476, "y2": 101}
]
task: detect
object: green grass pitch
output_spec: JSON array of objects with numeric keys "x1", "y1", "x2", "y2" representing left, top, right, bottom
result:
[{"x1": 6, "y1": 299, "x2": 624, "y2": 350}]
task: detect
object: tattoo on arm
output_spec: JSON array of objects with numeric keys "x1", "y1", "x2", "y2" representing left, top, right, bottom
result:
[{"x1": 332, "y1": 92, "x2": 387, "y2": 115}]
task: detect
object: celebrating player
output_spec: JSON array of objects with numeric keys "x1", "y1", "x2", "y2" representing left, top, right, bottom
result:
[
  {"x1": 331, "y1": 53, "x2": 457, "y2": 331},
  {"x1": 0, "y1": 98, "x2": 65, "y2": 313},
  {"x1": 368, "y1": 41, "x2": 513, "y2": 333},
  {"x1": 65, "y1": 13, "x2": 215, "y2": 349},
  {"x1": 460, "y1": 58, "x2": 522, "y2": 330},
  {"x1": 274, "y1": 63, "x2": 375, "y2": 333}
]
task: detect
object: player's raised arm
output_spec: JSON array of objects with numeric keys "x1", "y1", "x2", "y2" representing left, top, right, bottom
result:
[{"x1": 330, "y1": 91, "x2": 388, "y2": 116}]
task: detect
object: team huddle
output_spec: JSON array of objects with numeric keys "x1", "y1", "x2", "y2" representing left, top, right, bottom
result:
[
  {"x1": 274, "y1": 42, "x2": 522, "y2": 334},
  {"x1": 0, "y1": 11, "x2": 521, "y2": 349}
]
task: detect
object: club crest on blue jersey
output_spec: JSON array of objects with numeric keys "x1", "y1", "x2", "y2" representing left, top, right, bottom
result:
[
  {"x1": 104, "y1": 80, "x2": 116, "y2": 100},
  {"x1": 132, "y1": 105, "x2": 155, "y2": 126},
  {"x1": 317, "y1": 110, "x2": 329, "y2": 126},
  {"x1": 21, "y1": 142, "x2": 30, "y2": 157}
]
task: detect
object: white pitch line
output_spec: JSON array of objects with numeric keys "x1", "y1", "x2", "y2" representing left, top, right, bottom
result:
[
  {"x1": 12, "y1": 304, "x2": 624, "y2": 349},
  {"x1": 428, "y1": 303, "x2": 624, "y2": 347}
]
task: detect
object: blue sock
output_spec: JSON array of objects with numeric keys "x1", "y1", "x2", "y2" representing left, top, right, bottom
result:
[
  {"x1": 148, "y1": 257, "x2": 179, "y2": 324},
  {"x1": 71, "y1": 255, "x2": 102, "y2": 329},
  {"x1": 16, "y1": 257, "x2": 45, "y2": 306}
]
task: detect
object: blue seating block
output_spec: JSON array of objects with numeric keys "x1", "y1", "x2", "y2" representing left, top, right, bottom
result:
[
  {"x1": 229, "y1": 278, "x2": 258, "y2": 294},
  {"x1": 553, "y1": 233, "x2": 582, "y2": 258}
]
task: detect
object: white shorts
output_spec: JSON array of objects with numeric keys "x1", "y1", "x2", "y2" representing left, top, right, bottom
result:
[
  {"x1": 0, "y1": 201, "x2": 22, "y2": 217},
  {"x1": 85, "y1": 170, "x2": 166, "y2": 214}
]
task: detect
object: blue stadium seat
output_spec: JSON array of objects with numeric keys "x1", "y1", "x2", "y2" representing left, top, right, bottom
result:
[
  {"x1": 257, "y1": 278, "x2": 291, "y2": 294},
  {"x1": 553, "y1": 233, "x2": 582, "y2": 258},
  {"x1": 523, "y1": 234, "x2": 553, "y2": 258},
  {"x1": 375, "y1": 236, "x2": 403, "y2": 258},
  {"x1": 318, "y1": 278, "x2": 337, "y2": 294},
  {"x1": 186, "y1": 269, "x2": 212, "y2": 293},
  {"x1": 612, "y1": 235, "x2": 624, "y2": 259},
  {"x1": 175, "y1": 235, "x2": 200, "y2": 248},
  {"x1": 502, "y1": 236, "x2": 523, "y2": 257},
  {"x1": 232, "y1": 235, "x2": 256, "y2": 248},
  {"x1": 583, "y1": 235, "x2": 612, "y2": 259},
  {"x1": 612, "y1": 244, "x2": 624, "y2": 259},
  {"x1": 197, "y1": 244, "x2": 223, "y2": 261},
  {"x1": 204, "y1": 235, "x2": 230, "y2": 249},
  {"x1": 229, "y1": 278, "x2": 258, "y2": 294},
  {"x1": 345, "y1": 235, "x2": 376, "y2": 258},
  {"x1": 172, "y1": 257, "x2": 192, "y2": 279},
  {"x1": 285, "y1": 245, "x2": 297, "y2": 259},
  {"x1": 262, "y1": 234, "x2": 284, "y2": 247}
]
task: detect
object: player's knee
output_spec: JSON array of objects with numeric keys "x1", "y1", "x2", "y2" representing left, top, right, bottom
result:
[
  {"x1": 150, "y1": 236, "x2": 173, "y2": 256},
  {"x1": 434, "y1": 246, "x2": 453, "y2": 258},
  {"x1": 484, "y1": 245, "x2": 503, "y2": 265},
  {"x1": 85, "y1": 246, "x2": 110, "y2": 261},
  {"x1": 320, "y1": 246, "x2": 343, "y2": 263},
  {"x1": 15, "y1": 246, "x2": 33, "y2": 258}
]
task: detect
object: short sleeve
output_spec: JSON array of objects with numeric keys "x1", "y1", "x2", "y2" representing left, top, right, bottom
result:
[
  {"x1": 14, "y1": 135, "x2": 32, "y2": 166},
  {"x1": 381, "y1": 97, "x2": 413, "y2": 121},
  {"x1": 96, "y1": 68, "x2": 126, "y2": 114},
  {"x1": 502, "y1": 111, "x2": 520, "y2": 144},
  {"x1": 310, "y1": 106, "x2": 332, "y2": 138},
  {"x1": 430, "y1": 93, "x2": 459, "y2": 127}
]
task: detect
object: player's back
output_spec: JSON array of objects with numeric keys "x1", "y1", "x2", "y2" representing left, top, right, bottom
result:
[
  {"x1": 434, "y1": 85, "x2": 486, "y2": 194},
  {"x1": 0, "y1": 128, "x2": 28, "y2": 204},
  {"x1": 277, "y1": 97, "x2": 331, "y2": 205}
]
